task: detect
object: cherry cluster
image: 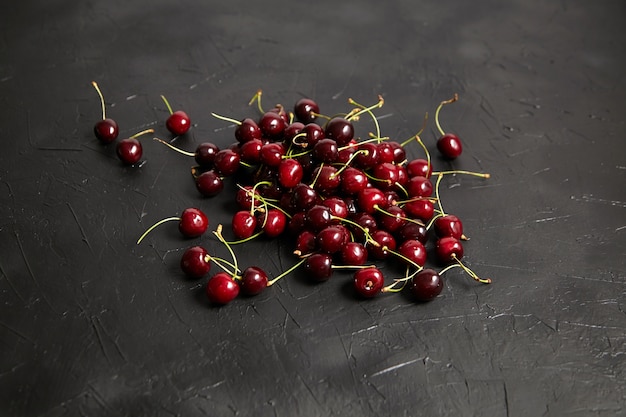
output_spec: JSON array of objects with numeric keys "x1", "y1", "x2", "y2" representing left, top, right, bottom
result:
[{"x1": 92, "y1": 82, "x2": 492, "y2": 306}]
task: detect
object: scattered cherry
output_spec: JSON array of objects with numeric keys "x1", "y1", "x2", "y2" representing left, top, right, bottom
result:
[
  {"x1": 206, "y1": 272, "x2": 240, "y2": 305},
  {"x1": 409, "y1": 268, "x2": 443, "y2": 302},
  {"x1": 180, "y1": 246, "x2": 211, "y2": 278},
  {"x1": 91, "y1": 81, "x2": 119, "y2": 144},
  {"x1": 161, "y1": 95, "x2": 191, "y2": 136}
]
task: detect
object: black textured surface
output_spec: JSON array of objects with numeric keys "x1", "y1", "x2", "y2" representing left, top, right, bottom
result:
[{"x1": 1, "y1": 1, "x2": 625, "y2": 416}]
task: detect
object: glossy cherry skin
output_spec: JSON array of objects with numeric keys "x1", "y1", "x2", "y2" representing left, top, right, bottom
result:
[
  {"x1": 435, "y1": 236, "x2": 464, "y2": 263},
  {"x1": 367, "y1": 229, "x2": 396, "y2": 260},
  {"x1": 231, "y1": 210, "x2": 257, "y2": 239},
  {"x1": 301, "y1": 123, "x2": 325, "y2": 147},
  {"x1": 324, "y1": 117, "x2": 354, "y2": 146},
  {"x1": 195, "y1": 142, "x2": 220, "y2": 167},
  {"x1": 206, "y1": 272, "x2": 240, "y2": 305},
  {"x1": 291, "y1": 183, "x2": 318, "y2": 212},
  {"x1": 304, "y1": 253, "x2": 333, "y2": 282},
  {"x1": 258, "y1": 209, "x2": 287, "y2": 238},
  {"x1": 116, "y1": 138, "x2": 142, "y2": 165},
  {"x1": 353, "y1": 267, "x2": 384, "y2": 298},
  {"x1": 311, "y1": 165, "x2": 340, "y2": 195},
  {"x1": 312, "y1": 138, "x2": 338, "y2": 163},
  {"x1": 376, "y1": 205, "x2": 407, "y2": 233},
  {"x1": 295, "y1": 230, "x2": 317, "y2": 256},
  {"x1": 354, "y1": 142, "x2": 379, "y2": 170},
  {"x1": 340, "y1": 242, "x2": 368, "y2": 266},
  {"x1": 321, "y1": 197, "x2": 348, "y2": 222},
  {"x1": 395, "y1": 222, "x2": 429, "y2": 245},
  {"x1": 348, "y1": 212, "x2": 378, "y2": 242},
  {"x1": 235, "y1": 118, "x2": 262, "y2": 143},
  {"x1": 306, "y1": 205, "x2": 333, "y2": 231},
  {"x1": 316, "y1": 225, "x2": 348, "y2": 254},
  {"x1": 260, "y1": 142, "x2": 286, "y2": 167},
  {"x1": 406, "y1": 158, "x2": 432, "y2": 178},
  {"x1": 94, "y1": 118, "x2": 119, "y2": 144},
  {"x1": 180, "y1": 246, "x2": 211, "y2": 279},
  {"x1": 357, "y1": 187, "x2": 386, "y2": 214},
  {"x1": 376, "y1": 142, "x2": 395, "y2": 164},
  {"x1": 409, "y1": 268, "x2": 443, "y2": 302},
  {"x1": 406, "y1": 176, "x2": 433, "y2": 198},
  {"x1": 166, "y1": 110, "x2": 191, "y2": 136},
  {"x1": 213, "y1": 149, "x2": 240, "y2": 176},
  {"x1": 236, "y1": 186, "x2": 261, "y2": 210},
  {"x1": 195, "y1": 170, "x2": 224, "y2": 197},
  {"x1": 397, "y1": 239, "x2": 427, "y2": 267},
  {"x1": 294, "y1": 98, "x2": 319, "y2": 124},
  {"x1": 179, "y1": 208, "x2": 209, "y2": 238},
  {"x1": 341, "y1": 167, "x2": 368, "y2": 195},
  {"x1": 258, "y1": 111, "x2": 286, "y2": 140},
  {"x1": 388, "y1": 141, "x2": 406, "y2": 164},
  {"x1": 437, "y1": 133, "x2": 462, "y2": 159},
  {"x1": 240, "y1": 266, "x2": 268, "y2": 296},
  {"x1": 434, "y1": 214, "x2": 464, "y2": 239},
  {"x1": 278, "y1": 158, "x2": 304, "y2": 189},
  {"x1": 372, "y1": 162, "x2": 399, "y2": 191},
  {"x1": 403, "y1": 199, "x2": 434, "y2": 222}
]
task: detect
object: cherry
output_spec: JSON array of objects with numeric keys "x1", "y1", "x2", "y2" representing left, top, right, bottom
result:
[
  {"x1": 312, "y1": 138, "x2": 339, "y2": 163},
  {"x1": 195, "y1": 142, "x2": 220, "y2": 167},
  {"x1": 304, "y1": 253, "x2": 333, "y2": 282},
  {"x1": 396, "y1": 239, "x2": 427, "y2": 267},
  {"x1": 258, "y1": 209, "x2": 287, "y2": 238},
  {"x1": 434, "y1": 94, "x2": 462, "y2": 159},
  {"x1": 406, "y1": 176, "x2": 433, "y2": 198},
  {"x1": 409, "y1": 269, "x2": 443, "y2": 302},
  {"x1": 136, "y1": 207, "x2": 208, "y2": 244},
  {"x1": 371, "y1": 162, "x2": 399, "y2": 191},
  {"x1": 340, "y1": 167, "x2": 368, "y2": 195},
  {"x1": 180, "y1": 246, "x2": 211, "y2": 278},
  {"x1": 434, "y1": 214, "x2": 465, "y2": 240},
  {"x1": 402, "y1": 198, "x2": 434, "y2": 222},
  {"x1": 294, "y1": 230, "x2": 317, "y2": 256},
  {"x1": 376, "y1": 142, "x2": 395, "y2": 164},
  {"x1": 258, "y1": 111, "x2": 286, "y2": 140},
  {"x1": 291, "y1": 183, "x2": 318, "y2": 212},
  {"x1": 406, "y1": 158, "x2": 432, "y2": 178},
  {"x1": 240, "y1": 266, "x2": 268, "y2": 296},
  {"x1": 395, "y1": 222, "x2": 429, "y2": 245},
  {"x1": 435, "y1": 236, "x2": 464, "y2": 263},
  {"x1": 388, "y1": 141, "x2": 407, "y2": 164},
  {"x1": 116, "y1": 129, "x2": 154, "y2": 165},
  {"x1": 239, "y1": 138, "x2": 264, "y2": 164},
  {"x1": 305, "y1": 205, "x2": 333, "y2": 231},
  {"x1": 324, "y1": 117, "x2": 354, "y2": 146},
  {"x1": 206, "y1": 272, "x2": 240, "y2": 305},
  {"x1": 357, "y1": 187, "x2": 386, "y2": 214},
  {"x1": 260, "y1": 142, "x2": 286, "y2": 167},
  {"x1": 301, "y1": 123, "x2": 325, "y2": 147},
  {"x1": 353, "y1": 267, "x2": 384, "y2": 298},
  {"x1": 235, "y1": 118, "x2": 262, "y2": 143},
  {"x1": 195, "y1": 170, "x2": 224, "y2": 197},
  {"x1": 376, "y1": 205, "x2": 407, "y2": 233},
  {"x1": 348, "y1": 212, "x2": 378, "y2": 242},
  {"x1": 294, "y1": 98, "x2": 319, "y2": 124},
  {"x1": 231, "y1": 210, "x2": 258, "y2": 239},
  {"x1": 283, "y1": 122, "x2": 305, "y2": 144},
  {"x1": 91, "y1": 81, "x2": 119, "y2": 144},
  {"x1": 340, "y1": 242, "x2": 368, "y2": 266},
  {"x1": 213, "y1": 149, "x2": 240, "y2": 176},
  {"x1": 161, "y1": 95, "x2": 191, "y2": 136},
  {"x1": 367, "y1": 229, "x2": 396, "y2": 260},
  {"x1": 354, "y1": 142, "x2": 379, "y2": 170},
  {"x1": 321, "y1": 197, "x2": 348, "y2": 222},
  {"x1": 236, "y1": 186, "x2": 262, "y2": 210},
  {"x1": 316, "y1": 225, "x2": 348, "y2": 254},
  {"x1": 311, "y1": 165, "x2": 340, "y2": 195},
  {"x1": 277, "y1": 158, "x2": 304, "y2": 189}
]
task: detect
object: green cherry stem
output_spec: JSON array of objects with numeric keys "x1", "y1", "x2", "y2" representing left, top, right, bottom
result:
[
  {"x1": 160, "y1": 95, "x2": 174, "y2": 115},
  {"x1": 213, "y1": 225, "x2": 240, "y2": 276},
  {"x1": 434, "y1": 93, "x2": 458, "y2": 136},
  {"x1": 431, "y1": 170, "x2": 491, "y2": 179},
  {"x1": 153, "y1": 137, "x2": 195, "y2": 157},
  {"x1": 347, "y1": 95, "x2": 384, "y2": 139},
  {"x1": 267, "y1": 257, "x2": 308, "y2": 286},
  {"x1": 91, "y1": 81, "x2": 107, "y2": 120},
  {"x1": 205, "y1": 253, "x2": 238, "y2": 277},
  {"x1": 450, "y1": 254, "x2": 492, "y2": 284},
  {"x1": 211, "y1": 112, "x2": 242, "y2": 126},
  {"x1": 129, "y1": 128, "x2": 155, "y2": 140},
  {"x1": 248, "y1": 89, "x2": 264, "y2": 114},
  {"x1": 374, "y1": 205, "x2": 425, "y2": 227},
  {"x1": 136, "y1": 216, "x2": 179, "y2": 245}
]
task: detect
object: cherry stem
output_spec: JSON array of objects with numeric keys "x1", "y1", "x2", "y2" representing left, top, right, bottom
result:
[
  {"x1": 374, "y1": 205, "x2": 424, "y2": 227},
  {"x1": 224, "y1": 230, "x2": 265, "y2": 246},
  {"x1": 415, "y1": 135, "x2": 432, "y2": 174},
  {"x1": 309, "y1": 162, "x2": 325, "y2": 188},
  {"x1": 213, "y1": 225, "x2": 240, "y2": 275},
  {"x1": 451, "y1": 254, "x2": 492, "y2": 284},
  {"x1": 265, "y1": 257, "x2": 306, "y2": 286},
  {"x1": 91, "y1": 81, "x2": 107, "y2": 120},
  {"x1": 153, "y1": 137, "x2": 195, "y2": 157},
  {"x1": 333, "y1": 216, "x2": 378, "y2": 246},
  {"x1": 205, "y1": 254, "x2": 238, "y2": 277},
  {"x1": 136, "y1": 216, "x2": 179, "y2": 245},
  {"x1": 348, "y1": 95, "x2": 384, "y2": 139},
  {"x1": 394, "y1": 196, "x2": 438, "y2": 205},
  {"x1": 248, "y1": 89, "x2": 264, "y2": 114},
  {"x1": 211, "y1": 112, "x2": 242, "y2": 126},
  {"x1": 129, "y1": 128, "x2": 155, "y2": 139},
  {"x1": 434, "y1": 93, "x2": 459, "y2": 136},
  {"x1": 401, "y1": 113, "x2": 429, "y2": 147},
  {"x1": 434, "y1": 173, "x2": 445, "y2": 216},
  {"x1": 382, "y1": 266, "x2": 417, "y2": 293},
  {"x1": 329, "y1": 149, "x2": 368, "y2": 178},
  {"x1": 431, "y1": 170, "x2": 490, "y2": 179},
  {"x1": 160, "y1": 95, "x2": 174, "y2": 115}
]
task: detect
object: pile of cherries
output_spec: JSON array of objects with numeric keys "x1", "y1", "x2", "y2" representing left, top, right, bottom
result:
[{"x1": 92, "y1": 82, "x2": 492, "y2": 306}]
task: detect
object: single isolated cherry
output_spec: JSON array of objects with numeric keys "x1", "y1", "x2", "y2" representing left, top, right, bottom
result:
[
  {"x1": 434, "y1": 94, "x2": 462, "y2": 159},
  {"x1": 91, "y1": 81, "x2": 119, "y2": 144},
  {"x1": 294, "y1": 97, "x2": 320, "y2": 124},
  {"x1": 161, "y1": 95, "x2": 191, "y2": 136},
  {"x1": 409, "y1": 268, "x2": 443, "y2": 302},
  {"x1": 136, "y1": 207, "x2": 209, "y2": 244},
  {"x1": 195, "y1": 170, "x2": 224, "y2": 197},
  {"x1": 116, "y1": 129, "x2": 155, "y2": 165}
]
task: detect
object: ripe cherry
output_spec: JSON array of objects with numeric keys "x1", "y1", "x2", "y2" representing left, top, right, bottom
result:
[
  {"x1": 152, "y1": 138, "x2": 220, "y2": 168},
  {"x1": 231, "y1": 210, "x2": 258, "y2": 240},
  {"x1": 258, "y1": 111, "x2": 286, "y2": 140},
  {"x1": 240, "y1": 266, "x2": 268, "y2": 296},
  {"x1": 294, "y1": 230, "x2": 317, "y2": 256},
  {"x1": 357, "y1": 187, "x2": 386, "y2": 214},
  {"x1": 116, "y1": 129, "x2": 154, "y2": 165},
  {"x1": 406, "y1": 176, "x2": 433, "y2": 198},
  {"x1": 434, "y1": 94, "x2": 462, "y2": 159},
  {"x1": 161, "y1": 95, "x2": 191, "y2": 136},
  {"x1": 341, "y1": 167, "x2": 368, "y2": 195},
  {"x1": 206, "y1": 272, "x2": 240, "y2": 305},
  {"x1": 402, "y1": 198, "x2": 435, "y2": 222},
  {"x1": 195, "y1": 170, "x2": 224, "y2": 197},
  {"x1": 180, "y1": 246, "x2": 211, "y2": 278},
  {"x1": 340, "y1": 242, "x2": 368, "y2": 266},
  {"x1": 277, "y1": 158, "x2": 304, "y2": 189},
  {"x1": 235, "y1": 118, "x2": 262, "y2": 143},
  {"x1": 316, "y1": 225, "x2": 348, "y2": 254},
  {"x1": 434, "y1": 214, "x2": 465, "y2": 240},
  {"x1": 324, "y1": 117, "x2": 354, "y2": 146},
  {"x1": 213, "y1": 149, "x2": 241, "y2": 176},
  {"x1": 367, "y1": 229, "x2": 396, "y2": 260},
  {"x1": 136, "y1": 207, "x2": 209, "y2": 244},
  {"x1": 353, "y1": 267, "x2": 384, "y2": 298},
  {"x1": 91, "y1": 81, "x2": 119, "y2": 144},
  {"x1": 396, "y1": 239, "x2": 427, "y2": 267},
  {"x1": 409, "y1": 268, "x2": 443, "y2": 302},
  {"x1": 406, "y1": 158, "x2": 432, "y2": 178},
  {"x1": 312, "y1": 138, "x2": 339, "y2": 163},
  {"x1": 258, "y1": 209, "x2": 287, "y2": 238},
  {"x1": 294, "y1": 98, "x2": 319, "y2": 124},
  {"x1": 435, "y1": 236, "x2": 464, "y2": 263},
  {"x1": 304, "y1": 253, "x2": 333, "y2": 282}
]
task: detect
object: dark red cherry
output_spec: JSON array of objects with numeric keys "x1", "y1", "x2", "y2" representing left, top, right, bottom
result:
[
  {"x1": 395, "y1": 222, "x2": 429, "y2": 245},
  {"x1": 94, "y1": 118, "x2": 119, "y2": 144},
  {"x1": 311, "y1": 165, "x2": 340, "y2": 195},
  {"x1": 236, "y1": 186, "x2": 261, "y2": 210},
  {"x1": 206, "y1": 272, "x2": 240, "y2": 305},
  {"x1": 340, "y1": 242, "x2": 368, "y2": 266},
  {"x1": 179, "y1": 208, "x2": 209, "y2": 238},
  {"x1": 304, "y1": 253, "x2": 333, "y2": 282},
  {"x1": 367, "y1": 229, "x2": 396, "y2": 260},
  {"x1": 258, "y1": 111, "x2": 286, "y2": 140},
  {"x1": 213, "y1": 149, "x2": 240, "y2": 176},
  {"x1": 116, "y1": 138, "x2": 142, "y2": 165},
  {"x1": 294, "y1": 98, "x2": 319, "y2": 124},
  {"x1": 231, "y1": 210, "x2": 258, "y2": 239},
  {"x1": 316, "y1": 225, "x2": 348, "y2": 254},
  {"x1": 287, "y1": 212, "x2": 307, "y2": 236},
  {"x1": 322, "y1": 197, "x2": 348, "y2": 222},
  {"x1": 180, "y1": 246, "x2": 211, "y2": 279},
  {"x1": 348, "y1": 212, "x2": 378, "y2": 242},
  {"x1": 258, "y1": 209, "x2": 287, "y2": 238},
  {"x1": 406, "y1": 176, "x2": 433, "y2": 198},
  {"x1": 377, "y1": 142, "x2": 395, "y2": 164},
  {"x1": 240, "y1": 266, "x2": 268, "y2": 296},
  {"x1": 376, "y1": 205, "x2": 407, "y2": 233},
  {"x1": 306, "y1": 205, "x2": 333, "y2": 231},
  {"x1": 403, "y1": 199, "x2": 434, "y2": 222},
  {"x1": 397, "y1": 239, "x2": 427, "y2": 267},
  {"x1": 194, "y1": 142, "x2": 220, "y2": 167},
  {"x1": 437, "y1": 133, "x2": 462, "y2": 159},
  {"x1": 354, "y1": 142, "x2": 379, "y2": 169},
  {"x1": 353, "y1": 267, "x2": 384, "y2": 298},
  {"x1": 291, "y1": 183, "x2": 318, "y2": 212},
  {"x1": 434, "y1": 214, "x2": 464, "y2": 239},
  {"x1": 357, "y1": 187, "x2": 386, "y2": 214},
  {"x1": 341, "y1": 167, "x2": 368, "y2": 195},
  {"x1": 260, "y1": 142, "x2": 286, "y2": 167},
  {"x1": 235, "y1": 118, "x2": 262, "y2": 143},
  {"x1": 435, "y1": 236, "x2": 464, "y2": 263},
  {"x1": 301, "y1": 123, "x2": 325, "y2": 147},
  {"x1": 312, "y1": 138, "x2": 339, "y2": 163},
  {"x1": 283, "y1": 121, "x2": 305, "y2": 144},
  {"x1": 195, "y1": 170, "x2": 224, "y2": 197},
  {"x1": 324, "y1": 117, "x2": 354, "y2": 146},
  {"x1": 239, "y1": 138, "x2": 263, "y2": 164},
  {"x1": 278, "y1": 158, "x2": 304, "y2": 189},
  {"x1": 166, "y1": 110, "x2": 191, "y2": 136},
  {"x1": 406, "y1": 158, "x2": 432, "y2": 178},
  {"x1": 372, "y1": 162, "x2": 399, "y2": 191},
  {"x1": 409, "y1": 268, "x2": 443, "y2": 302},
  {"x1": 295, "y1": 230, "x2": 317, "y2": 256},
  {"x1": 388, "y1": 141, "x2": 407, "y2": 164}
]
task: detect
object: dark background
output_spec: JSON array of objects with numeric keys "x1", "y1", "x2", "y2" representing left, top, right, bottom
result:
[{"x1": 1, "y1": 1, "x2": 625, "y2": 416}]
